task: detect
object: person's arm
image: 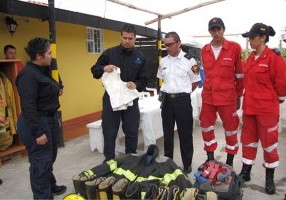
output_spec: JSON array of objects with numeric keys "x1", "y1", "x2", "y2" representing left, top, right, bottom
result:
[
  {"x1": 91, "y1": 50, "x2": 110, "y2": 79},
  {"x1": 16, "y1": 69, "x2": 44, "y2": 139},
  {"x1": 235, "y1": 46, "x2": 245, "y2": 110},
  {"x1": 133, "y1": 55, "x2": 149, "y2": 92},
  {"x1": 189, "y1": 58, "x2": 201, "y2": 92},
  {"x1": 269, "y1": 51, "x2": 286, "y2": 103}
]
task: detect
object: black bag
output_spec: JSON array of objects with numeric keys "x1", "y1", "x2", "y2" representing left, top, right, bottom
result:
[{"x1": 194, "y1": 161, "x2": 243, "y2": 200}]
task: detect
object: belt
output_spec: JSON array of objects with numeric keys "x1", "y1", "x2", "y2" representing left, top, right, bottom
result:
[{"x1": 166, "y1": 93, "x2": 190, "y2": 99}]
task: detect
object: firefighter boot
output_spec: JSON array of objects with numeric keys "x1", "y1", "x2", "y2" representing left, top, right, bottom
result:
[
  {"x1": 239, "y1": 164, "x2": 252, "y2": 182},
  {"x1": 226, "y1": 154, "x2": 234, "y2": 166},
  {"x1": 207, "y1": 151, "x2": 215, "y2": 162},
  {"x1": 85, "y1": 179, "x2": 97, "y2": 200},
  {"x1": 72, "y1": 174, "x2": 90, "y2": 198},
  {"x1": 98, "y1": 176, "x2": 116, "y2": 200},
  {"x1": 265, "y1": 168, "x2": 275, "y2": 195},
  {"x1": 85, "y1": 177, "x2": 105, "y2": 200},
  {"x1": 112, "y1": 178, "x2": 128, "y2": 200}
]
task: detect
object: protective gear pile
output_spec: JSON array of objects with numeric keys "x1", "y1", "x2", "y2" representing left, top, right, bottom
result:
[{"x1": 70, "y1": 145, "x2": 218, "y2": 200}]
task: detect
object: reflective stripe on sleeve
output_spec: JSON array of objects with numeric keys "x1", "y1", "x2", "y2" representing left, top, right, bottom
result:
[
  {"x1": 235, "y1": 73, "x2": 244, "y2": 78},
  {"x1": 113, "y1": 168, "x2": 137, "y2": 181},
  {"x1": 106, "y1": 159, "x2": 117, "y2": 171},
  {"x1": 161, "y1": 169, "x2": 183, "y2": 186}
]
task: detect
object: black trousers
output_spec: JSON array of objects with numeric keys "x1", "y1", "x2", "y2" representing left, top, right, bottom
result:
[
  {"x1": 161, "y1": 95, "x2": 194, "y2": 168},
  {"x1": 102, "y1": 92, "x2": 140, "y2": 160},
  {"x1": 17, "y1": 113, "x2": 59, "y2": 200}
]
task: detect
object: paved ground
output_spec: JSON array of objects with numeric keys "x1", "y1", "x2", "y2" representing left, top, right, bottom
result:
[{"x1": 0, "y1": 121, "x2": 285, "y2": 200}]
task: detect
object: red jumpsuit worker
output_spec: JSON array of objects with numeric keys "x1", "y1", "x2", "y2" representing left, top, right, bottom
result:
[
  {"x1": 200, "y1": 17, "x2": 244, "y2": 166},
  {"x1": 239, "y1": 23, "x2": 286, "y2": 195}
]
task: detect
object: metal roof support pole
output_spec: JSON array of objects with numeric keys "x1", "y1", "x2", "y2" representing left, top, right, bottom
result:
[
  {"x1": 157, "y1": 16, "x2": 163, "y2": 87},
  {"x1": 48, "y1": 0, "x2": 65, "y2": 147}
]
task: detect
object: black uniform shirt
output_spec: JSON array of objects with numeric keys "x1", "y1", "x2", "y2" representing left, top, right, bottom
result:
[
  {"x1": 16, "y1": 62, "x2": 60, "y2": 138},
  {"x1": 91, "y1": 45, "x2": 148, "y2": 92}
]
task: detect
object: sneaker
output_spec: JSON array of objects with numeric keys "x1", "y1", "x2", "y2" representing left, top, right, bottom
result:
[
  {"x1": 0, "y1": 178, "x2": 2, "y2": 185},
  {"x1": 183, "y1": 166, "x2": 192, "y2": 174},
  {"x1": 52, "y1": 185, "x2": 67, "y2": 195}
]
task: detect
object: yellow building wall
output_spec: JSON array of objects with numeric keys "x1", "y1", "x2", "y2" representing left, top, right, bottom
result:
[{"x1": 0, "y1": 14, "x2": 120, "y2": 121}]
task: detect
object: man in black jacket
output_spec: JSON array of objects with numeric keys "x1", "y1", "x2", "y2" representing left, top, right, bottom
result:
[{"x1": 91, "y1": 23, "x2": 148, "y2": 161}]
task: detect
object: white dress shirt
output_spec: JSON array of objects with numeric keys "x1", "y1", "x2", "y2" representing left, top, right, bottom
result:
[{"x1": 157, "y1": 50, "x2": 201, "y2": 93}]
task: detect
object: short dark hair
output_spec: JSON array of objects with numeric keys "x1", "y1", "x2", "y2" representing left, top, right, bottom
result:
[
  {"x1": 4, "y1": 45, "x2": 16, "y2": 53},
  {"x1": 121, "y1": 23, "x2": 136, "y2": 36},
  {"x1": 165, "y1": 32, "x2": 181, "y2": 43},
  {"x1": 25, "y1": 37, "x2": 50, "y2": 61}
]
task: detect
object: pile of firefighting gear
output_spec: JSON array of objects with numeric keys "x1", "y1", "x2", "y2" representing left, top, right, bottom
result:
[
  {"x1": 194, "y1": 161, "x2": 243, "y2": 200},
  {"x1": 67, "y1": 145, "x2": 218, "y2": 200}
]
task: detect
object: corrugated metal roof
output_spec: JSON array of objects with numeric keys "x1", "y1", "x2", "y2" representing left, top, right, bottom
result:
[{"x1": 0, "y1": 0, "x2": 158, "y2": 38}]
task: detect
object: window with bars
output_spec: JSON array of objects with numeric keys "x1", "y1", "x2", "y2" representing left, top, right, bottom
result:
[{"x1": 86, "y1": 27, "x2": 103, "y2": 54}]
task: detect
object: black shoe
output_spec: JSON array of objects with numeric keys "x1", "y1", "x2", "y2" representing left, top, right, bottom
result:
[
  {"x1": 183, "y1": 166, "x2": 192, "y2": 174},
  {"x1": 226, "y1": 154, "x2": 234, "y2": 166},
  {"x1": 0, "y1": 178, "x2": 2, "y2": 185},
  {"x1": 239, "y1": 164, "x2": 252, "y2": 182},
  {"x1": 265, "y1": 168, "x2": 275, "y2": 195},
  {"x1": 52, "y1": 185, "x2": 67, "y2": 195}
]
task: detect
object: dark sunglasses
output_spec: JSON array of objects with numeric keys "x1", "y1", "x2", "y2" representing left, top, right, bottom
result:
[{"x1": 164, "y1": 42, "x2": 177, "y2": 47}]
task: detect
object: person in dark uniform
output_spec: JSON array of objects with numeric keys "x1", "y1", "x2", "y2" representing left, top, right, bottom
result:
[
  {"x1": 157, "y1": 32, "x2": 201, "y2": 174},
  {"x1": 16, "y1": 37, "x2": 66, "y2": 199},
  {"x1": 91, "y1": 23, "x2": 148, "y2": 161}
]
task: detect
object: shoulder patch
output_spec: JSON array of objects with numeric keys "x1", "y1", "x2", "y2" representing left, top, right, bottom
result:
[
  {"x1": 272, "y1": 48, "x2": 281, "y2": 55},
  {"x1": 184, "y1": 52, "x2": 193, "y2": 60}
]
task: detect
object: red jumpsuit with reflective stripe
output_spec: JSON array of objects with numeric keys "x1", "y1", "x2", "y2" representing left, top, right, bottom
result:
[
  {"x1": 200, "y1": 39, "x2": 244, "y2": 155},
  {"x1": 241, "y1": 47, "x2": 286, "y2": 168}
]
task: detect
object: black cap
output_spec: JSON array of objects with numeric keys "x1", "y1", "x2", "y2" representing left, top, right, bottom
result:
[
  {"x1": 242, "y1": 23, "x2": 269, "y2": 38},
  {"x1": 208, "y1": 17, "x2": 225, "y2": 30}
]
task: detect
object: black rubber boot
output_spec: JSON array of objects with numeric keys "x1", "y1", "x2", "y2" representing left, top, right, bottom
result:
[
  {"x1": 239, "y1": 164, "x2": 252, "y2": 182},
  {"x1": 198, "y1": 151, "x2": 215, "y2": 171},
  {"x1": 265, "y1": 168, "x2": 275, "y2": 195},
  {"x1": 207, "y1": 151, "x2": 215, "y2": 161},
  {"x1": 226, "y1": 154, "x2": 234, "y2": 166}
]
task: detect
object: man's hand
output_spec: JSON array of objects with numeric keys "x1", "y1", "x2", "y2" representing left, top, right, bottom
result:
[
  {"x1": 36, "y1": 134, "x2": 48, "y2": 145},
  {"x1": 104, "y1": 65, "x2": 116, "y2": 73},
  {"x1": 127, "y1": 81, "x2": 136, "y2": 90}
]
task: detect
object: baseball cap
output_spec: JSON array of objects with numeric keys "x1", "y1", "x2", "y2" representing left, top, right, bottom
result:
[
  {"x1": 208, "y1": 17, "x2": 225, "y2": 30},
  {"x1": 242, "y1": 23, "x2": 269, "y2": 38}
]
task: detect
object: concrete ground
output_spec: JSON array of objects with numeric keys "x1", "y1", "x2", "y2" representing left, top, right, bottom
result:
[{"x1": 0, "y1": 121, "x2": 285, "y2": 200}]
